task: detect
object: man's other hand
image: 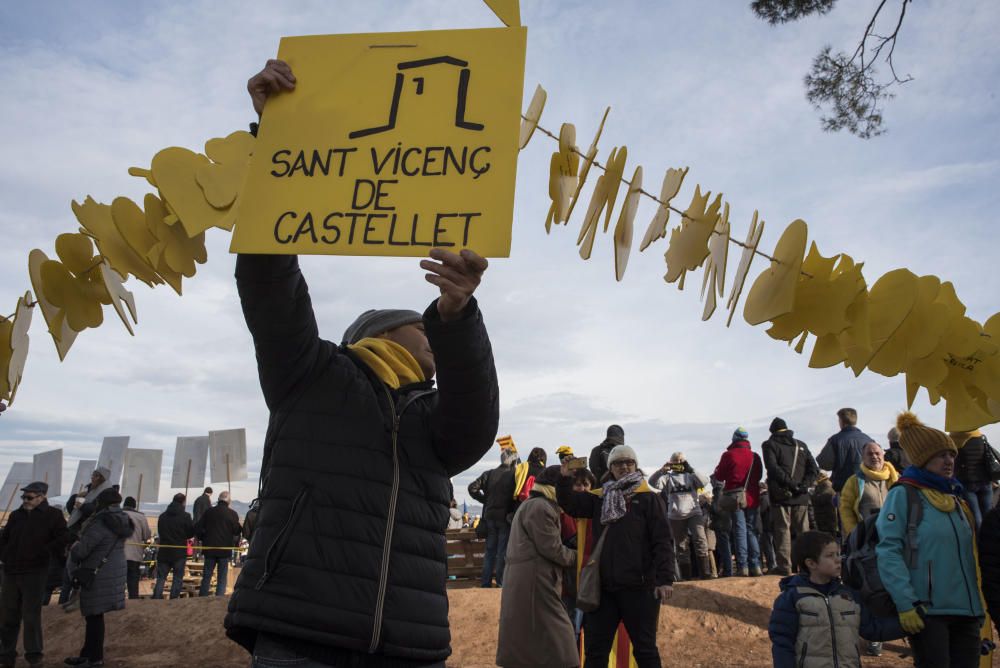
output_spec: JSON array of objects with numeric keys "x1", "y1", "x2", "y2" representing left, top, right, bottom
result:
[
  {"x1": 421, "y1": 249, "x2": 488, "y2": 322},
  {"x1": 248, "y1": 59, "x2": 296, "y2": 117}
]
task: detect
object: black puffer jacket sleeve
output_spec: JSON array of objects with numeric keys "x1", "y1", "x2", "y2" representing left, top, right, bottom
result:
[
  {"x1": 648, "y1": 492, "x2": 674, "y2": 586},
  {"x1": 980, "y1": 506, "x2": 1000, "y2": 630},
  {"x1": 236, "y1": 254, "x2": 332, "y2": 411},
  {"x1": 423, "y1": 297, "x2": 499, "y2": 476}
]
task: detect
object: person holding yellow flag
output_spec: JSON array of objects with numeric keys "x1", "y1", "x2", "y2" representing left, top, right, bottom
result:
[{"x1": 226, "y1": 60, "x2": 500, "y2": 668}]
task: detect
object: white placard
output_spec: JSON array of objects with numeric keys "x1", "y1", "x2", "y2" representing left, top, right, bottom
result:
[
  {"x1": 1, "y1": 462, "x2": 34, "y2": 515},
  {"x1": 32, "y1": 449, "x2": 63, "y2": 497},
  {"x1": 97, "y1": 436, "x2": 129, "y2": 486},
  {"x1": 121, "y1": 448, "x2": 163, "y2": 505},
  {"x1": 209, "y1": 428, "x2": 248, "y2": 483},
  {"x1": 171, "y1": 436, "x2": 209, "y2": 489},
  {"x1": 71, "y1": 460, "x2": 97, "y2": 496}
]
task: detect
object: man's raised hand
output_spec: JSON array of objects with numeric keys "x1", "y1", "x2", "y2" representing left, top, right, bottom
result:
[
  {"x1": 421, "y1": 249, "x2": 488, "y2": 322},
  {"x1": 248, "y1": 59, "x2": 296, "y2": 116}
]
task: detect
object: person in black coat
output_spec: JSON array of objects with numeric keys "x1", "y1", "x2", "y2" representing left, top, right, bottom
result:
[
  {"x1": 980, "y1": 505, "x2": 1000, "y2": 635},
  {"x1": 192, "y1": 487, "x2": 212, "y2": 525},
  {"x1": 226, "y1": 58, "x2": 500, "y2": 668},
  {"x1": 468, "y1": 449, "x2": 518, "y2": 587},
  {"x1": 761, "y1": 418, "x2": 818, "y2": 576},
  {"x1": 557, "y1": 445, "x2": 674, "y2": 668},
  {"x1": 951, "y1": 430, "x2": 995, "y2": 528},
  {"x1": 195, "y1": 492, "x2": 241, "y2": 597},
  {"x1": 0, "y1": 482, "x2": 69, "y2": 667},
  {"x1": 152, "y1": 494, "x2": 195, "y2": 600},
  {"x1": 589, "y1": 425, "x2": 625, "y2": 483}
]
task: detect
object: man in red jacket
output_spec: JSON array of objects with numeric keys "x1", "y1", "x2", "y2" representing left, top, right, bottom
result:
[{"x1": 713, "y1": 428, "x2": 764, "y2": 577}]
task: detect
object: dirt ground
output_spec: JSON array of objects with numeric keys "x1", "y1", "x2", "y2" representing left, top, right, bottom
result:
[{"x1": 30, "y1": 575, "x2": 998, "y2": 667}]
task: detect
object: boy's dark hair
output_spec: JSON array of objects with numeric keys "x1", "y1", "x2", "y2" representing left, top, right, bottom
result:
[
  {"x1": 792, "y1": 531, "x2": 837, "y2": 573},
  {"x1": 173, "y1": 493, "x2": 186, "y2": 504},
  {"x1": 572, "y1": 468, "x2": 597, "y2": 489}
]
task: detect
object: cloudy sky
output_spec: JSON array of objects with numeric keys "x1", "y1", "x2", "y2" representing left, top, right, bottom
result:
[{"x1": 1, "y1": 1, "x2": 999, "y2": 509}]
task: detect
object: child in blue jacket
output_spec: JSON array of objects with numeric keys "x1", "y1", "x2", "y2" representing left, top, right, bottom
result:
[{"x1": 769, "y1": 531, "x2": 904, "y2": 668}]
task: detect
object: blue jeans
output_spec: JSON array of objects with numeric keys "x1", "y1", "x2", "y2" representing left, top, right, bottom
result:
[
  {"x1": 152, "y1": 557, "x2": 186, "y2": 599},
  {"x1": 199, "y1": 554, "x2": 229, "y2": 597},
  {"x1": 716, "y1": 515, "x2": 734, "y2": 576},
  {"x1": 733, "y1": 507, "x2": 761, "y2": 570},
  {"x1": 480, "y1": 518, "x2": 510, "y2": 587},
  {"x1": 963, "y1": 482, "x2": 994, "y2": 529}
]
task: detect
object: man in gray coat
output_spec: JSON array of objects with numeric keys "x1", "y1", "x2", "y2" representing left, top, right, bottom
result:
[{"x1": 121, "y1": 497, "x2": 152, "y2": 599}]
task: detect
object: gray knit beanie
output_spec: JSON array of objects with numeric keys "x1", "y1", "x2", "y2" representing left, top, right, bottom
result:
[{"x1": 343, "y1": 309, "x2": 423, "y2": 344}]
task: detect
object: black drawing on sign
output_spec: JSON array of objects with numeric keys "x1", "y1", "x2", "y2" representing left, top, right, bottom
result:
[{"x1": 349, "y1": 55, "x2": 485, "y2": 139}]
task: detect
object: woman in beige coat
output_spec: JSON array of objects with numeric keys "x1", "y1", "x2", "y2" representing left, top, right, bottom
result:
[{"x1": 497, "y1": 466, "x2": 579, "y2": 668}]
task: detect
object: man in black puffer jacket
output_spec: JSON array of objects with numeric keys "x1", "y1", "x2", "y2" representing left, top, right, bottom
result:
[
  {"x1": 0, "y1": 481, "x2": 68, "y2": 667},
  {"x1": 467, "y1": 449, "x2": 517, "y2": 587},
  {"x1": 152, "y1": 494, "x2": 195, "y2": 600},
  {"x1": 761, "y1": 418, "x2": 818, "y2": 576},
  {"x1": 226, "y1": 61, "x2": 500, "y2": 668}
]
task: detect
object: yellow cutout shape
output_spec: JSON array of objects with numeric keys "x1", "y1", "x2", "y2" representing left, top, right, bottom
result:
[
  {"x1": 742, "y1": 219, "x2": 808, "y2": 326},
  {"x1": 663, "y1": 185, "x2": 722, "y2": 287},
  {"x1": 725, "y1": 210, "x2": 765, "y2": 327},
  {"x1": 860, "y1": 268, "x2": 919, "y2": 372},
  {"x1": 565, "y1": 107, "x2": 609, "y2": 223},
  {"x1": 700, "y1": 203, "x2": 730, "y2": 321},
  {"x1": 111, "y1": 197, "x2": 159, "y2": 266},
  {"x1": 144, "y1": 193, "x2": 207, "y2": 279},
  {"x1": 577, "y1": 146, "x2": 627, "y2": 260},
  {"x1": 867, "y1": 275, "x2": 948, "y2": 378},
  {"x1": 938, "y1": 364, "x2": 997, "y2": 431},
  {"x1": 545, "y1": 123, "x2": 579, "y2": 233},
  {"x1": 233, "y1": 28, "x2": 527, "y2": 258},
  {"x1": 196, "y1": 131, "x2": 255, "y2": 210},
  {"x1": 600, "y1": 146, "x2": 628, "y2": 233},
  {"x1": 0, "y1": 318, "x2": 11, "y2": 401},
  {"x1": 640, "y1": 166, "x2": 689, "y2": 252},
  {"x1": 767, "y1": 243, "x2": 866, "y2": 341},
  {"x1": 483, "y1": 0, "x2": 521, "y2": 26},
  {"x1": 519, "y1": 85, "x2": 547, "y2": 150},
  {"x1": 55, "y1": 232, "x2": 100, "y2": 276},
  {"x1": 613, "y1": 166, "x2": 642, "y2": 281},
  {"x1": 28, "y1": 250, "x2": 78, "y2": 360},
  {"x1": 39, "y1": 260, "x2": 104, "y2": 332},
  {"x1": 150, "y1": 147, "x2": 234, "y2": 237},
  {"x1": 5, "y1": 292, "x2": 32, "y2": 403},
  {"x1": 99, "y1": 261, "x2": 137, "y2": 336},
  {"x1": 72, "y1": 197, "x2": 163, "y2": 287}
]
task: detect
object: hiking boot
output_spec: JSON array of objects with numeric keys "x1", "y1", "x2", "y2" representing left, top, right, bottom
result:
[
  {"x1": 750, "y1": 566, "x2": 764, "y2": 577},
  {"x1": 738, "y1": 567, "x2": 749, "y2": 577},
  {"x1": 866, "y1": 641, "x2": 883, "y2": 656},
  {"x1": 65, "y1": 658, "x2": 90, "y2": 666},
  {"x1": 769, "y1": 566, "x2": 791, "y2": 576}
]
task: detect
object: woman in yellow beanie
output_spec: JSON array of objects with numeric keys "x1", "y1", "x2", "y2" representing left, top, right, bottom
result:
[{"x1": 875, "y1": 412, "x2": 985, "y2": 668}]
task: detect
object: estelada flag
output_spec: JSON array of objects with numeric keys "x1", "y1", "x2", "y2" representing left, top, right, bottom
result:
[{"x1": 496, "y1": 435, "x2": 516, "y2": 451}]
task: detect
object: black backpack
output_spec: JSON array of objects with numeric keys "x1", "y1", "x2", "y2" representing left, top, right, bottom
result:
[{"x1": 842, "y1": 483, "x2": 922, "y2": 617}]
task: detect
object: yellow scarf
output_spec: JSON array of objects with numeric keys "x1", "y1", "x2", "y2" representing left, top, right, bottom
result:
[
  {"x1": 348, "y1": 337, "x2": 425, "y2": 389},
  {"x1": 861, "y1": 462, "x2": 897, "y2": 482},
  {"x1": 532, "y1": 483, "x2": 557, "y2": 502}
]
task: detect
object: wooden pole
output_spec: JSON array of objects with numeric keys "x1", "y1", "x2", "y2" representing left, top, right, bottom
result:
[
  {"x1": 184, "y1": 459, "x2": 192, "y2": 501},
  {"x1": 137, "y1": 473, "x2": 143, "y2": 510}
]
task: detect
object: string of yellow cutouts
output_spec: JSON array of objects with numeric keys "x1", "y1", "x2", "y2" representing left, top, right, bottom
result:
[
  {"x1": 519, "y1": 84, "x2": 1000, "y2": 432},
  {"x1": 0, "y1": 131, "x2": 256, "y2": 407}
]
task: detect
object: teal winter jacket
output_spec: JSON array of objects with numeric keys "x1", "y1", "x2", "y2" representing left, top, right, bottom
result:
[{"x1": 875, "y1": 483, "x2": 984, "y2": 619}]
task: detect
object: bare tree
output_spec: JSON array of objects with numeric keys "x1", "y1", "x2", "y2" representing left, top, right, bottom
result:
[{"x1": 752, "y1": 0, "x2": 913, "y2": 139}]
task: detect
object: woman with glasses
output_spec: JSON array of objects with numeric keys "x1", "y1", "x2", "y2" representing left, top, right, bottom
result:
[{"x1": 556, "y1": 444, "x2": 674, "y2": 668}]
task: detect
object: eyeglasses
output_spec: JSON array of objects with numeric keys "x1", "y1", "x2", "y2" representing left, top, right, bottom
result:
[
  {"x1": 21, "y1": 494, "x2": 38, "y2": 501},
  {"x1": 610, "y1": 459, "x2": 636, "y2": 467}
]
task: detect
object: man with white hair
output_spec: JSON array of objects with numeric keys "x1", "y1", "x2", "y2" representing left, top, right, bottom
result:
[{"x1": 195, "y1": 490, "x2": 241, "y2": 597}]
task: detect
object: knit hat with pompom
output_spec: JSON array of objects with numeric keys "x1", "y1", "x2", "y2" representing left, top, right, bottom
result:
[{"x1": 896, "y1": 411, "x2": 956, "y2": 468}]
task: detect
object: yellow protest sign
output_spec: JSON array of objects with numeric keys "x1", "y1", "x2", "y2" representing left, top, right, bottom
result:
[{"x1": 230, "y1": 27, "x2": 527, "y2": 258}]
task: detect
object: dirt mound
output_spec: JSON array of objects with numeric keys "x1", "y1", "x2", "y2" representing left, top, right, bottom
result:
[{"x1": 32, "y1": 576, "x2": 996, "y2": 667}]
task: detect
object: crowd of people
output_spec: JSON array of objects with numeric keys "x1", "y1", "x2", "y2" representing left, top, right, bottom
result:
[
  {"x1": 471, "y1": 409, "x2": 1000, "y2": 668},
  {"x1": 0, "y1": 476, "x2": 248, "y2": 667}
]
